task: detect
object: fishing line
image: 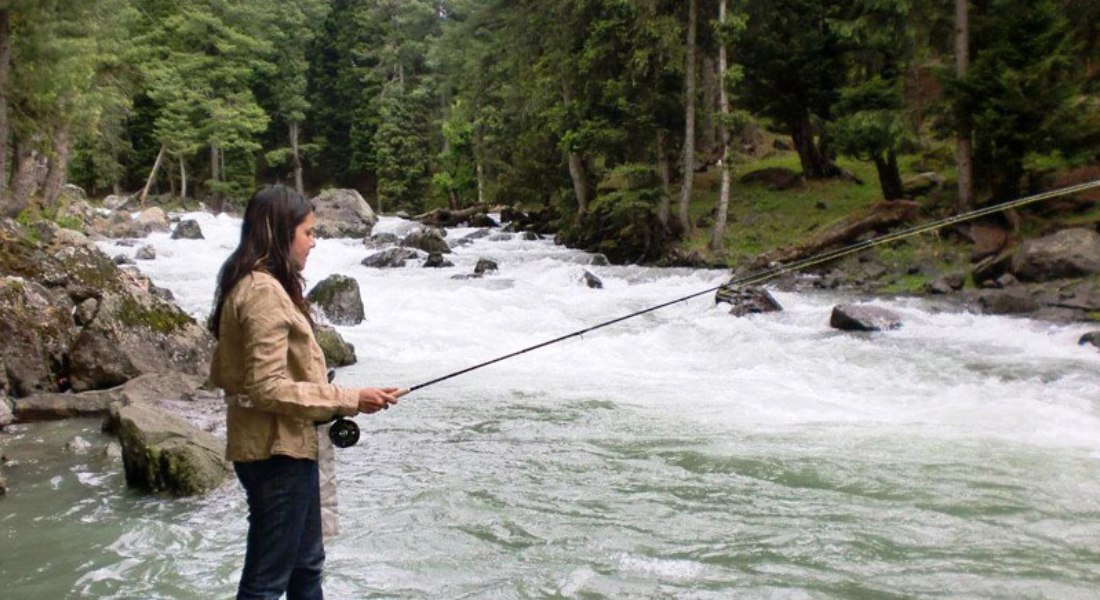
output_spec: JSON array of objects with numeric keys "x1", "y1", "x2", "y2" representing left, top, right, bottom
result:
[{"x1": 328, "y1": 179, "x2": 1100, "y2": 448}]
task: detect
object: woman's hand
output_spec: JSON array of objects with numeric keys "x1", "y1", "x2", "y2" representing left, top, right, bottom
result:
[{"x1": 356, "y1": 387, "x2": 407, "y2": 414}]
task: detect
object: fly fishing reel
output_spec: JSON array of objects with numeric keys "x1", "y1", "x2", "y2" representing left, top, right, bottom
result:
[
  {"x1": 327, "y1": 417, "x2": 360, "y2": 448},
  {"x1": 322, "y1": 368, "x2": 360, "y2": 448}
]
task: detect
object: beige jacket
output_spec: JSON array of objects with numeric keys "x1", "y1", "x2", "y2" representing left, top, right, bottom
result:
[{"x1": 210, "y1": 271, "x2": 359, "y2": 462}]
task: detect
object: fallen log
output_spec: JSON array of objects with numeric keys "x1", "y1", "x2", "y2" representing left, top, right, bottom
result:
[
  {"x1": 412, "y1": 204, "x2": 509, "y2": 228},
  {"x1": 751, "y1": 200, "x2": 920, "y2": 269}
]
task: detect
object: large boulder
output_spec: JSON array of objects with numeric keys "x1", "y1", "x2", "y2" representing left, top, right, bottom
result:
[
  {"x1": 0, "y1": 217, "x2": 214, "y2": 396},
  {"x1": 311, "y1": 189, "x2": 377, "y2": 238},
  {"x1": 90, "y1": 210, "x2": 158, "y2": 239},
  {"x1": 0, "y1": 277, "x2": 75, "y2": 396},
  {"x1": 830, "y1": 304, "x2": 902, "y2": 332},
  {"x1": 136, "y1": 207, "x2": 171, "y2": 233},
  {"x1": 315, "y1": 324, "x2": 356, "y2": 367},
  {"x1": 1012, "y1": 228, "x2": 1100, "y2": 282},
  {"x1": 67, "y1": 289, "x2": 213, "y2": 392},
  {"x1": 308, "y1": 275, "x2": 364, "y2": 325},
  {"x1": 114, "y1": 402, "x2": 230, "y2": 496}
]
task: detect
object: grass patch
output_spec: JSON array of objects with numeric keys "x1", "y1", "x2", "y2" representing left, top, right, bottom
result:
[{"x1": 682, "y1": 152, "x2": 918, "y2": 266}]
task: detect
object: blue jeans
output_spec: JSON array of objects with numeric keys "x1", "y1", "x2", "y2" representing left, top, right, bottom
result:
[{"x1": 234, "y1": 455, "x2": 325, "y2": 600}]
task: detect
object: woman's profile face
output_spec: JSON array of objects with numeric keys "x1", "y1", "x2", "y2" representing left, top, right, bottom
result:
[{"x1": 290, "y1": 211, "x2": 316, "y2": 271}]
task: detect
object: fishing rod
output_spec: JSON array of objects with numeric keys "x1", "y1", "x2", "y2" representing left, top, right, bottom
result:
[{"x1": 326, "y1": 179, "x2": 1100, "y2": 448}]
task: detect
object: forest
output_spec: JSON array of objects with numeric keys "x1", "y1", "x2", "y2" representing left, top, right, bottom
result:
[{"x1": 0, "y1": 0, "x2": 1096, "y2": 262}]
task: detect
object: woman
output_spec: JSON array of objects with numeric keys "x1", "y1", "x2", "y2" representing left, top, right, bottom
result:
[{"x1": 209, "y1": 184, "x2": 402, "y2": 599}]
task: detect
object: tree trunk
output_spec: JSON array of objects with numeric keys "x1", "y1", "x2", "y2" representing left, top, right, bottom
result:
[
  {"x1": 43, "y1": 126, "x2": 71, "y2": 207},
  {"x1": 0, "y1": 9, "x2": 10, "y2": 195},
  {"x1": 873, "y1": 151, "x2": 905, "y2": 201},
  {"x1": 791, "y1": 114, "x2": 838, "y2": 179},
  {"x1": 954, "y1": 0, "x2": 974, "y2": 211},
  {"x1": 700, "y1": 54, "x2": 719, "y2": 161},
  {"x1": 209, "y1": 143, "x2": 222, "y2": 212},
  {"x1": 8, "y1": 141, "x2": 48, "y2": 216},
  {"x1": 567, "y1": 151, "x2": 589, "y2": 218},
  {"x1": 476, "y1": 160, "x2": 485, "y2": 205},
  {"x1": 710, "y1": 0, "x2": 732, "y2": 253},
  {"x1": 290, "y1": 121, "x2": 304, "y2": 194},
  {"x1": 140, "y1": 143, "x2": 167, "y2": 207},
  {"x1": 179, "y1": 155, "x2": 187, "y2": 201},
  {"x1": 678, "y1": 0, "x2": 698, "y2": 234},
  {"x1": 656, "y1": 129, "x2": 671, "y2": 227}
]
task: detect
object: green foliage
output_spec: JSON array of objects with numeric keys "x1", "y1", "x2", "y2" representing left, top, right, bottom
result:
[
  {"x1": 374, "y1": 85, "x2": 433, "y2": 212},
  {"x1": 563, "y1": 163, "x2": 671, "y2": 264},
  {"x1": 949, "y1": 0, "x2": 1095, "y2": 201}
]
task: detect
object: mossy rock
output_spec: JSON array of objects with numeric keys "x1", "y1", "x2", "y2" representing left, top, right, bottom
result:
[
  {"x1": 315, "y1": 324, "x2": 357, "y2": 367},
  {"x1": 115, "y1": 403, "x2": 230, "y2": 496}
]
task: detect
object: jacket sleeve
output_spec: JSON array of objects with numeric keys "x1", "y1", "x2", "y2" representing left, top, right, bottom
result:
[{"x1": 237, "y1": 279, "x2": 359, "y2": 421}]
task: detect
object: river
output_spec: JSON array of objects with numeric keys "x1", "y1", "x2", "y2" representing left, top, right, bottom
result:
[{"x1": 2, "y1": 210, "x2": 1099, "y2": 598}]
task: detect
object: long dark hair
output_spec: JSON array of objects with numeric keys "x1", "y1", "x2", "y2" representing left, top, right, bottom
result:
[{"x1": 209, "y1": 184, "x2": 314, "y2": 338}]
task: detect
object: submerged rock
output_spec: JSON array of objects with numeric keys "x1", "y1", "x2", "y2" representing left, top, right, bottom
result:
[
  {"x1": 423, "y1": 253, "x2": 454, "y2": 268},
  {"x1": 1078, "y1": 331, "x2": 1100, "y2": 349},
  {"x1": 402, "y1": 229, "x2": 451, "y2": 255},
  {"x1": 716, "y1": 286, "x2": 783, "y2": 317},
  {"x1": 114, "y1": 403, "x2": 230, "y2": 496},
  {"x1": 582, "y1": 270, "x2": 603, "y2": 289},
  {"x1": 170, "y1": 219, "x2": 204, "y2": 240},
  {"x1": 474, "y1": 258, "x2": 498, "y2": 275},
  {"x1": 830, "y1": 304, "x2": 902, "y2": 331},
  {"x1": 362, "y1": 247, "x2": 419, "y2": 268}
]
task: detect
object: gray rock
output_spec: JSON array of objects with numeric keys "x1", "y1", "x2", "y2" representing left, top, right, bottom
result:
[
  {"x1": 716, "y1": 286, "x2": 783, "y2": 317},
  {"x1": 171, "y1": 219, "x2": 204, "y2": 240},
  {"x1": 315, "y1": 324, "x2": 356, "y2": 367},
  {"x1": 462, "y1": 228, "x2": 492, "y2": 242},
  {"x1": 103, "y1": 441, "x2": 123, "y2": 461},
  {"x1": 976, "y1": 289, "x2": 1040, "y2": 315},
  {"x1": 589, "y1": 254, "x2": 611, "y2": 267},
  {"x1": 113, "y1": 254, "x2": 135, "y2": 266},
  {"x1": 402, "y1": 229, "x2": 451, "y2": 254},
  {"x1": 830, "y1": 304, "x2": 902, "y2": 332},
  {"x1": 1012, "y1": 228, "x2": 1100, "y2": 282},
  {"x1": 135, "y1": 244, "x2": 157, "y2": 260},
  {"x1": 0, "y1": 397, "x2": 12, "y2": 428},
  {"x1": 311, "y1": 189, "x2": 377, "y2": 238},
  {"x1": 136, "y1": 207, "x2": 170, "y2": 233},
  {"x1": 308, "y1": 275, "x2": 364, "y2": 325},
  {"x1": 927, "y1": 272, "x2": 965, "y2": 295},
  {"x1": 474, "y1": 258, "x2": 499, "y2": 275},
  {"x1": 423, "y1": 253, "x2": 454, "y2": 268},
  {"x1": 523, "y1": 231, "x2": 539, "y2": 241},
  {"x1": 0, "y1": 277, "x2": 75, "y2": 397},
  {"x1": 582, "y1": 270, "x2": 603, "y2": 289},
  {"x1": 362, "y1": 247, "x2": 419, "y2": 268},
  {"x1": 115, "y1": 403, "x2": 230, "y2": 496},
  {"x1": 365, "y1": 232, "x2": 398, "y2": 248},
  {"x1": 1078, "y1": 331, "x2": 1100, "y2": 349},
  {"x1": 15, "y1": 372, "x2": 205, "y2": 423},
  {"x1": 103, "y1": 194, "x2": 133, "y2": 211}
]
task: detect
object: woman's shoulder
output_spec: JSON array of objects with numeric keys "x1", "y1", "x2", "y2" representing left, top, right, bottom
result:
[{"x1": 229, "y1": 271, "x2": 290, "y2": 305}]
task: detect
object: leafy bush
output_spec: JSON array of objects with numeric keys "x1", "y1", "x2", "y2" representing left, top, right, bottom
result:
[{"x1": 561, "y1": 163, "x2": 671, "y2": 264}]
